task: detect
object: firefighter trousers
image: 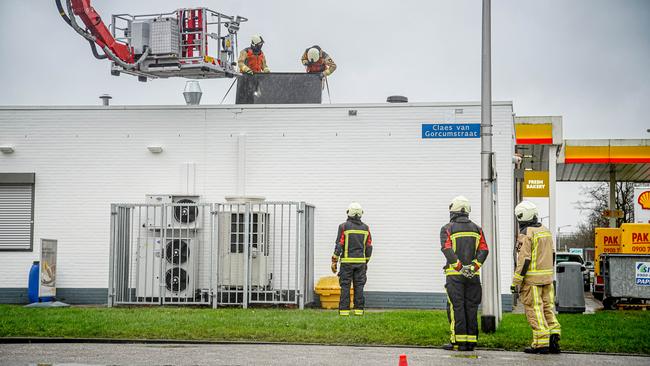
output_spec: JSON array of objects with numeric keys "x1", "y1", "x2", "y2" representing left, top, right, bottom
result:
[
  {"x1": 339, "y1": 263, "x2": 367, "y2": 311},
  {"x1": 520, "y1": 283, "x2": 561, "y2": 348},
  {"x1": 445, "y1": 275, "x2": 482, "y2": 345}
]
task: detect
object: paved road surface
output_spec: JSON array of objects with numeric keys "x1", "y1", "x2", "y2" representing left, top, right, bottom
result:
[{"x1": 0, "y1": 343, "x2": 647, "y2": 366}]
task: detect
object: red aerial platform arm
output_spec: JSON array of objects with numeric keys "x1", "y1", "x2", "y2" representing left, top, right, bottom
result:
[{"x1": 70, "y1": 0, "x2": 134, "y2": 63}]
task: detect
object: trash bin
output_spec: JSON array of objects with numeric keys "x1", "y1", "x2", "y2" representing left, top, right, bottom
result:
[
  {"x1": 314, "y1": 275, "x2": 353, "y2": 309},
  {"x1": 555, "y1": 262, "x2": 586, "y2": 313},
  {"x1": 601, "y1": 253, "x2": 650, "y2": 310}
]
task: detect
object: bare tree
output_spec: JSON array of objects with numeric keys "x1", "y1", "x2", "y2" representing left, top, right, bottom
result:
[{"x1": 568, "y1": 182, "x2": 636, "y2": 248}]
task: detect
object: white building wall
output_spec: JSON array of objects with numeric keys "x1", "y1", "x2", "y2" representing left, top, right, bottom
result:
[{"x1": 0, "y1": 103, "x2": 514, "y2": 296}]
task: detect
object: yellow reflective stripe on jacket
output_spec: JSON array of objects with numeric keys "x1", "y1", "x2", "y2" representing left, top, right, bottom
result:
[
  {"x1": 531, "y1": 231, "x2": 552, "y2": 271},
  {"x1": 450, "y1": 231, "x2": 481, "y2": 252},
  {"x1": 341, "y1": 257, "x2": 366, "y2": 263},
  {"x1": 527, "y1": 269, "x2": 554, "y2": 276},
  {"x1": 342, "y1": 229, "x2": 368, "y2": 262}
]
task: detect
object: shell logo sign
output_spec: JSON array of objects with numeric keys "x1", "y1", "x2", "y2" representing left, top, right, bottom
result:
[
  {"x1": 634, "y1": 188, "x2": 650, "y2": 224},
  {"x1": 638, "y1": 191, "x2": 650, "y2": 210}
]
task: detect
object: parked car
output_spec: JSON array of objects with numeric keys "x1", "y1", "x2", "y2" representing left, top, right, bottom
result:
[
  {"x1": 556, "y1": 252, "x2": 590, "y2": 291},
  {"x1": 584, "y1": 261, "x2": 595, "y2": 291}
]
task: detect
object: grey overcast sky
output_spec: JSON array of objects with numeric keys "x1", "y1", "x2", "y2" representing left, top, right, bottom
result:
[{"x1": 1, "y1": 0, "x2": 649, "y2": 231}]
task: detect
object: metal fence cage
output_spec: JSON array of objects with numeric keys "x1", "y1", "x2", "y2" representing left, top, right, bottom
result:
[{"x1": 108, "y1": 201, "x2": 314, "y2": 308}]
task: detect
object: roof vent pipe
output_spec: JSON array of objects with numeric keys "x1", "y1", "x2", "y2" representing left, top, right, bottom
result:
[
  {"x1": 99, "y1": 94, "x2": 112, "y2": 106},
  {"x1": 386, "y1": 95, "x2": 408, "y2": 103},
  {"x1": 183, "y1": 80, "x2": 202, "y2": 105}
]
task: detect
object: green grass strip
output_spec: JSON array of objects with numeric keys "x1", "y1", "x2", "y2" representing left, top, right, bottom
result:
[{"x1": 0, "y1": 306, "x2": 648, "y2": 354}]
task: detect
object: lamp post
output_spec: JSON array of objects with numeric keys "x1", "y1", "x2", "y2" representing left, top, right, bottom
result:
[
  {"x1": 557, "y1": 224, "x2": 572, "y2": 252},
  {"x1": 480, "y1": 0, "x2": 501, "y2": 333}
]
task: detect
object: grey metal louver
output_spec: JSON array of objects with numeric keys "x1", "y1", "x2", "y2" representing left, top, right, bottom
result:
[{"x1": 0, "y1": 185, "x2": 34, "y2": 250}]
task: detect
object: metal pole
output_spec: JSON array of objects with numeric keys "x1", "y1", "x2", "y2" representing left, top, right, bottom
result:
[
  {"x1": 108, "y1": 204, "x2": 116, "y2": 307},
  {"x1": 548, "y1": 145, "x2": 558, "y2": 250},
  {"x1": 480, "y1": 0, "x2": 500, "y2": 333},
  {"x1": 243, "y1": 203, "x2": 250, "y2": 309},
  {"x1": 609, "y1": 165, "x2": 617, "y2": 228},
  {"x1": 238, "y1": 134, "x2": 247, "y2": 196}
]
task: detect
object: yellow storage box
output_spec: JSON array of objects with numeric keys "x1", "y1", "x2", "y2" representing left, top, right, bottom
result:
[
  {"x1": 621, "y1": 223, "x2": 650, "y2": 254},
  {"x1": 594, "y1": 227, "x2": 622, "y2": 275},
  {"x1": 314, "y1": 275, "x2": 353, "y2": 309}
]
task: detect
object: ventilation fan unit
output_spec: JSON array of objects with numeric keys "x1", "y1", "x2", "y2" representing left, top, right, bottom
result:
[
  {"x1": 163, "y1": 238, "x2": 197, "y2": 299},
  {"x1": 135, "y1": 237, "x2": 198, "y2": 300},
  {"x1": 135, "y1": 237, "x2": 163, "y2": 299},
  {"x1": 145, "y1": 194, "x2": 202, "y2": 229}
]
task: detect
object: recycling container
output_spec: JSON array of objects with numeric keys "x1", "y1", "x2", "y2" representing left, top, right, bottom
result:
[
  {"x1": 601, "y1": 253, "x2": 650, "y2": 309},
  {"x1": 555, "y1": 262, "x2": 585, "y2": 313}
]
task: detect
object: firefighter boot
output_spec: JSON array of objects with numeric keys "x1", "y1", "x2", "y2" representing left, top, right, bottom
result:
[
  {"x1": 442, "y1": 343, "x2": 457, "y2": 351},
  {"x1": 549, "y1": 334, "x2": 561, "y2": 354},
  {"x1": 457, "y1": 342, "x2": 471, "y2": 352},
  {"x1": 524, "y1": 347, "x2": 549, "y2": 354}
]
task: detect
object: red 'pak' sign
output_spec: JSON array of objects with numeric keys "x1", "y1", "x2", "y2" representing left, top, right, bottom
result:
[
  {"x1": 604, "y1": 235, "x2": 619, "y2": 245},
  {"x1": 632, "y1": 232, "x2": 650, "y2": 244}
]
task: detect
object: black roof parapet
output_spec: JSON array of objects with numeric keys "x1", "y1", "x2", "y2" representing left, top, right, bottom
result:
[{"x1": 236, "y1": 73, "x2": 322, "y2": 104}]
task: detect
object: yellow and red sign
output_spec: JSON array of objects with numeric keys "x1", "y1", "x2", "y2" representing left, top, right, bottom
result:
[
  {"x1": 594, "y1": 228, "x2": 622, "y2": 274},
  {"x1": 564, "y1": 145, "x2": 650, "y2": 164},
  {"x1": 621, "y1": 223, "x2": 650, "y2": 254},
  {"x1": 515, "y1": 123, "x2": 553, "y2": 145}
]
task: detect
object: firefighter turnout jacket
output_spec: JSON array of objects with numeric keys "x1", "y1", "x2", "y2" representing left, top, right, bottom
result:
[
  {"x1": 440, "y1": 214, "x2": 489, "y2": 275},
  {"x1": 334, "y1": 217, "x2": 372, "y2": 263},
  {"x1": 238, "y1": 47, "x2": 270, "y2": 74},
  {"x1": 512, "y1": 224, "x2": 554, "y2": 286},
  {"x1": 301, "y1": 46, "x2": 337, "y2": 76}
]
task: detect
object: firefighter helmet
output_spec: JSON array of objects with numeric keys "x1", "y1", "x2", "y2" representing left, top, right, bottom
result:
[
  {"x1": 449, "y1": 196, "x2": 471, "y2": 213},
  {"x1": 347, "y1": 202, "x2": 363, "y2": 218},
  {"x1": 307, "y1": 47, "x2": 321, "y2": 62},
  {"x1": 515, "y1": 200, "x2": 538, "y2": 222},
  {"x1": 251, "y1": 34, "x2": 264, "y2": 46}
]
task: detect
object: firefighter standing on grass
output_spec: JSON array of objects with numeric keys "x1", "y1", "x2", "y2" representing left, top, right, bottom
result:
[
  {"x1": 238, "y1": 34, "x2": 270, "y2": 74},
  {"x1": 512, "y1": 201, "x2": 561, "y2": 354},
  {"x1": 331, "y1": 202, "x2": 372, "y2": 316},
  {"x1": 440, "y1": 196, "x2": 489, "y2": 351}
]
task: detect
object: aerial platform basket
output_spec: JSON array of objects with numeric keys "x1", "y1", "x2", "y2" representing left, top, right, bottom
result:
[{"x1": 109, "y1": 8, "x2": 247, "y2": 80}]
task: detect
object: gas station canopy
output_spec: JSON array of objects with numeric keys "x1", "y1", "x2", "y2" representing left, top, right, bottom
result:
[
  {"x1": 515, "y1": 117, "x2": 650, "y2": 182},
  {"x1": 557, "y1": 140, "x2": 650, "y2": 182},
  {"x1": 515, "y1": 116, "x2": 650, "y2": 230}
]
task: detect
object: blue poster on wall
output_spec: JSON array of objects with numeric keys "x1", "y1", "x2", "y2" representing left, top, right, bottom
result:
[{"x1": 422, "y1": 123, "x2": 481, "y2": 138}]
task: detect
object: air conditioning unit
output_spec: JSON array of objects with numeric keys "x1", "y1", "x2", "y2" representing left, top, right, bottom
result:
[
  {"x1": 136, "y1": 237, "x2": 198, "y2": 300},
  {"x1": 217, "y1": 211, "x2": 271, "y2": 288},
  {"x1": 135, "y1": 237, "x2": 163, "y2": 299},
  {"x1": 145, "y1": 194, "x2": 202, "y2": 229}
]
